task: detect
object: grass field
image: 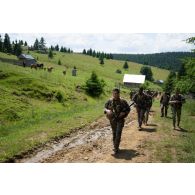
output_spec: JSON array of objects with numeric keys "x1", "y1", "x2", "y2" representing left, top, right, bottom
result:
[
  {"x1": 0, "y1": 51, "x2": 169, "y2": 162},
  {"x1": 147, "y1": 99, "x2": 195, "y2": 162}
]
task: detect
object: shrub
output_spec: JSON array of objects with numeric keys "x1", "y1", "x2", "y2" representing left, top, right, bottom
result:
[
  {"x1": 85, "y1": 71, "x2": 105, "y2": 97},
  {"x1": 116, "y1": 69, "x2": 122, "y2": 74},
  {"x1": 55, "y1": 91, "x2": 64, "y2": 102}
]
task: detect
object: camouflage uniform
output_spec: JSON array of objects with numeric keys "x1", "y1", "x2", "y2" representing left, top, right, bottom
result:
[
  {"x1": 132, "y1": 92, "x2": 148, "y2": 128},
  {"x1": 144, "y1": 94, "x2": 153, "y2": 125},
  {"x1": 129, "y1": 90, "x2": 135, "y2": 100},
  {"x1": 105, "y1": 98, "x2": 130, "y2": 152},
  {"x1": 170, "y1": 94, "x2": 185, "y2": 128},
  {"x1": 160, "y1": 92, "x2": 170, "y2": 117}
]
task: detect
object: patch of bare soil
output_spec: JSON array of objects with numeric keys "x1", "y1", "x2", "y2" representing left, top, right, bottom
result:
[{"x1": 17, "y1": 108, "x2": 161, "y2": 163}]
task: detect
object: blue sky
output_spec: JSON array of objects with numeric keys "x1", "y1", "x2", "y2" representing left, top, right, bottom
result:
[{"x1": 3, "y1": 33, "x2": 195, "y2": 54}]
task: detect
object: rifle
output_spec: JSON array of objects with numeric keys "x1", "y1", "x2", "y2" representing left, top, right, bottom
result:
[{"x1": 104, "y1": 102, "x2": 135, "y2": 121}]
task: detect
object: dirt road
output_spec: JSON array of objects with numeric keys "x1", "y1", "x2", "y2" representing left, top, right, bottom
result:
[{"x1": 17, "y1": 107, "x2": 160, "y2": 163}]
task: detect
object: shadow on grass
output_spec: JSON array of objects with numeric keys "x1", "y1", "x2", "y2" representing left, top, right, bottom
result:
[
  {"x1": 147, "y1": 123, "x2": 157, "y2": 126},
  {"x1": 141, "y1": 127, "x2": 157, "y2": 132},
  {"x1": 175, "y1": 127, "x2": 189, "y2": 133},
  {"x1": 165, "y1": 116, "x2": 173, "y2": 119},
  {"x1": 112, "y1": 149, "x2": 140, "y2": 160}
]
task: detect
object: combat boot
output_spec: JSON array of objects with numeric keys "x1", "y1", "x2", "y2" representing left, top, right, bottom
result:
[{"x1": 112, "y1": 148, "x2": 119, "y2": 155}]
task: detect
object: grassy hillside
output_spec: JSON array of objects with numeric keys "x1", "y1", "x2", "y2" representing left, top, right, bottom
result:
[{"x1": 0, "y1": 51, "x2": 169, "y2": 162}]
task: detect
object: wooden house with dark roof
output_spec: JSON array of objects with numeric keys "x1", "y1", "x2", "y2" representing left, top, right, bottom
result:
[{"x1": 18, "y1": 54, "x2": 36, "y2": 66}]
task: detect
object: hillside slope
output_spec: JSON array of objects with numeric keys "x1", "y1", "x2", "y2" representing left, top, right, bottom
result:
[{"x1": 0, "y1": 51, "x2": 169, "y2": 161}]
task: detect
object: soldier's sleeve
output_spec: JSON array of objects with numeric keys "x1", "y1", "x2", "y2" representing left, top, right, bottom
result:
[
  {"x1": 105, "y1": 99, "x2": 111, "y2": 109},
  {"x1": 123, "y1": 100, "x2": 130, "y2": 113},
  {"x1": 168, "y1": 95, "x2": 170, "y2": 101},
  {"x1": 160, "y1": 95, "x2": 163, "y2": 103},
  {"x1": 132, "y1": 93, "x2": 137, "y2": 102},
  {"x1": 170, "y1": 95, "x2": 174, "y2": 101}
]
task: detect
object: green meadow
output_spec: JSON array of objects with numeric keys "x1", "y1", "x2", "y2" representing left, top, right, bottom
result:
[{"x1": 0, "y1": 51, "x2": 168, "y2": 162}]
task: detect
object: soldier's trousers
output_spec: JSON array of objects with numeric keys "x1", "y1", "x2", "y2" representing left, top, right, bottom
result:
[
  {"x1": 144, "y1": 107, "x2": 151, "y2": 124},
  {"x1": 110, "y1": 120, "x2": 124, "y2": 150},
  {"x1": 136, "y1": 107, "x2": 146, "y2": 127},
  {"x1": 171, "y1": 107, "x2": 181, "y2": 127},
  {"x1": 161, "y1": 104, "x2": 168, "y2": 117}
]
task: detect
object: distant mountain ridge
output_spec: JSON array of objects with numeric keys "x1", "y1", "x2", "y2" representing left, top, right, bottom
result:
[{"x1": 112, "y1": 52, "x2": 195, "y2": 72}]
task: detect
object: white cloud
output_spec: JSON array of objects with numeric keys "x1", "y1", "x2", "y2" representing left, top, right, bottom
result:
[{"x1": 2, "y1": 33, "x2": 195, "y2": 54}]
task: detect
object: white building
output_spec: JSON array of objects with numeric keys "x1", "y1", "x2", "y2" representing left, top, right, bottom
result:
[{"x1": 123, "y1": 74, "x2": 145, "y2": 88}]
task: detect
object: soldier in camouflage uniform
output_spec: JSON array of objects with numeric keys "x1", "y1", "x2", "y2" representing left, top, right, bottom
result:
[
  {"x1": 169, "y1": 89, "x2": 185, "y2": 129},
  {"x1": 160, "y1": 92, "x2": 170, "y2": 117},
  {"x1": 105, "y1": 88, "x2": 130, "y2": 155},
  {"x1": 129, "y1": 90, "x2": 135, "y2": 100},
  {"x1": 143, "y1": 90, "x2": 153, "y2": 125},
  {"x1": 132, "y1": 87, "x2": 148, "y2": 130}
]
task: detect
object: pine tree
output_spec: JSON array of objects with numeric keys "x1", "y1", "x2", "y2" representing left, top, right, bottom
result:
[
  {"x1": 3, "y1": 33, "x2": 12, "y2": 53},
  {"x1": 140, "y1": 66, "x2": 153, "y2": 81},
  {"x1": 85, "y1": 71, "x2": 105, "y2": 97},
  {"x1": 99, "y1": 56, "x2": 104, "y2": 65},
  {"x1": 68, "y1": 48, "x2": 71, "y2": 53},
  {"x1": 92, "y1": 50, "x2": 96, "y2": 57},
  {"x1": 96, "y1": 52, "x2": 100, "y2": 58},
  {"x1": 83, "y1": 49, "x2": 86, "y2": 54},
  {"x1": 89, "y1": 48, "x2": 92, "y2": 56},
  {"x1": 33, "y1": 38, "x2": 39, "y2": 50},
  {"x1": 39, "y1": 37, "x2": 46, "y2": 50},
  {"x1": 164, "y1": 71, "x2": 176, "y2": 93},
  {"x1": 13, "y1": 42, "x2": 22, "y2": 56},
  {"x1": 60, "y1": 46, "x2": 64, "y2": 52},
  {"x1": 16, "y1": 43, "x2": 22, "y2": 56},
  {"x1": 123, "y1": 61, "x2": 129, "y2": 69},
  {"x1": 50, "y1": 45, "x2": 55, "y2": 51},
  {"x1": 24, "y1": 41, "x2": 28, "y2": 46},
  {"x1": 48, "y1": 49, "x2": 53, "y2": 58},
  {"x1": 55, "y1": 44, "x2": 59, "y2": 51},
  {"x1": 19, "y1": 40, "x2": 23, "y2": 45},
  {"x1": 58, "y1": 59, "x2": 61, "y2": 65}
]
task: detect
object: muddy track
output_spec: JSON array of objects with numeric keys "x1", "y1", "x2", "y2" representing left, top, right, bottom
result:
[{"x1": 17, "y1": 108, "x2": 158, "y2": 163}]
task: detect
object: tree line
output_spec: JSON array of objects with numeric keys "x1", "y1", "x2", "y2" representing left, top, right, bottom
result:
[
  {"x1": 0, "y1": 33, "x2": 28, "y2": 56},
  {"x1": 29, "y1": 37, "x2": 73, "y2": 54},
  {"x1": 0, "y1": 33, "x2": 74, "y2": 60},
  {"x1": 112, "y1": 52, "x2": 195, "y2": 72},
  {"x1": 82, "y1": 48, "x2": 113, "y2": 65},
  {"x1": 164, "y1": 38, "x2": 195, "y2": 94}
]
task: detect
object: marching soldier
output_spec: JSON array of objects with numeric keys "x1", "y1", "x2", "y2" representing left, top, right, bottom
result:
[
  {"x1": 169, "y1": 89, "x2": 185, "y2": 129},
  {"x1": 104, "y1": 88, "x2": 130, "y2": 155},
  {"x1": 132, "y1": 87, "x2": 148, "y2": 130},
  {"x1": 160, "y1": 91, "x2": 170, "y2": 117},
  {"x1": 144, "y1": 90, "x2": 153, "y2": 125}
]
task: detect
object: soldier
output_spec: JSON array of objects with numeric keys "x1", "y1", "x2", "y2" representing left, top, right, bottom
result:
[
  {"x1": 132, "y1": 87, "x2": 148, "y2": 130},
  {"x1": 129, "y1": 90, "x2": 135, "y2": 100},
  {"x1": 104, "y1": 88, "x2": 130, "y2": 155},
  {"x1": 160, "y1": 91, "x2": 170, "y2": 117},
  {"x1": 169, "y1": 89, "x2": 185, "y2": 129},
  {"x1": 144, "y1": 90, "x2": 153, "y2": 125}
]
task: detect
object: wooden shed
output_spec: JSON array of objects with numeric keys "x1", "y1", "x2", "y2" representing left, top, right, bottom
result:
[{"x1": 18, "y1": 54, "x2": 36, "y2": 66}]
